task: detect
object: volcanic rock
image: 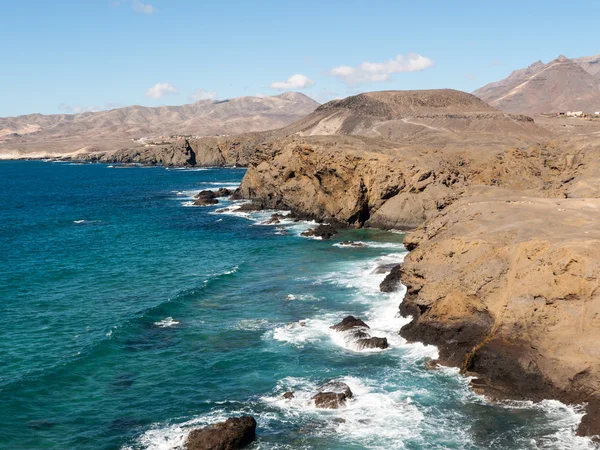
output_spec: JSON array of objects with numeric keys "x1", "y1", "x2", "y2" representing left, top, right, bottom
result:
[
  {"x1": 185, "y1": 416, "x2": 256, "y2": 450},
  {"x1": 330, "y1": 316, "x2": 370, "y2": 332},
  {"x1": 301, "y1": 224, "x2": 338, "y2": 240},
  {"x1": 194, "y1": 190, "x2": 219, "y2": 206},
  {"x1": 356, "y1": 337, "x2": 389, "y2": 350},
  {"x1": 379, "y1": 264, "x2": 402, "y2": 292},
  {"x1": 312, "y1": 381, "x2": 353, "y2": 409}
]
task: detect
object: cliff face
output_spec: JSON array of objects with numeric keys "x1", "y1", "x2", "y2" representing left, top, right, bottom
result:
[
  {"x1": 237, "y1": 134, "x2": 569, "y2": 229},
  {"x1": 85, "y1": 132, "x2": 274, "y2": 167},
  {"x1": 235, "y1": 90, "x2": 600, "y2": 436},
  {"x1": 399, "y1": 188, "x2": 600, "y2": 435}
]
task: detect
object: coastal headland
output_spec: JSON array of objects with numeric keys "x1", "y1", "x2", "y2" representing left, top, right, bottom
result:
[{"x1": 9, "y1": 88, "x2": 600, "y2": 438}]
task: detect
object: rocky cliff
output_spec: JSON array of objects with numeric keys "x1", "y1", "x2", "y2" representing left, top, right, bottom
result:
[
  {"x1": 399, "y1": 188, "x2": 600, "y2": 436},
  {"x1": 235, "y1": 89, "x2": 600, "y2": 436}
]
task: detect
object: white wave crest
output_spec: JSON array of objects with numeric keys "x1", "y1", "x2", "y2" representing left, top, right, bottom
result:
[{"x1": 154, "y1": 317, "x2": 179, "y2": 328}]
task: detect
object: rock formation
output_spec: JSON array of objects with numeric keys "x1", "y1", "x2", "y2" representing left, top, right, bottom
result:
[
  {"x1": 185, "y1": 416, "x2": 256, "y2": 450},
  {"x1": 399, "y1": 187, "x2": 600, "y2": 436},
  {"x1": 312, "y1": 381, "x2": 353, "y2": 409},
  {"x1": 379, "y1": 264, "x2": 402, "y2": 292}
]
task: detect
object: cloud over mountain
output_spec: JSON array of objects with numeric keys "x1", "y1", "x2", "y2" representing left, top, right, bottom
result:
[
  {"x1": 330, "y1": 53, "x2": 433, "y2": 84},
  {"x1": 145, "y1": 82, "x2": 178, "y2": 99},
  {"x1": 271, "y1": 74, "x2": 315, "y2": 90}
]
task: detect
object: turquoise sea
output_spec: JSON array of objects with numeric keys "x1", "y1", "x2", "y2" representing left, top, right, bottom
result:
[{"x1": 0, "y1": 161, "x2": 594, "y2": 449}]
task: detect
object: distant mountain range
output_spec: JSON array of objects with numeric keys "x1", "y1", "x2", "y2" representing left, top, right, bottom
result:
[
  {"x1": 0, "y1": 92, "x2": 319, "y2": 149},
  {"x1": 473, "y1": 54, "x2": 600, "y2": 115}
]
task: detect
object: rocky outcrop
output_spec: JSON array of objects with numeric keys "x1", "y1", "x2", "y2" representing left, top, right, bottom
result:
[
  {"x1": 300, "y1": 224, "x2": 338, "y2": 240},
  {"x1": 356, "y1": 337, "x2": 388, "y2": 350},
  {"x1": 330, "y1": 316, "x2": 370, "y2": 332},
  {"x1": 399, "y1": 187, "x2": 600, "y2": 436},
  {"x1": 330, "y1": 316, "x2": 389, "y2": 350},
  {"x1": 194, "y1": 190, "x2": 220, "y2": 206},
  {"x1": 379, "y1": 264, "x2": 402, "y2": 292},
  {"x1": 185, "y1": 416, "x2": 256, "y2": 450},
  {"x1": 312, "y1": 381, "x2": 353, "y2": 409},
  {"x1": 236, "y1": 132, "x2": 564, "y2": 229}
]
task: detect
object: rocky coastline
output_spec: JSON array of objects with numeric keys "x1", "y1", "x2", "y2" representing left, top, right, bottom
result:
[{"x1": 26, "y1": 89, "x2": 600, "y2": 439}]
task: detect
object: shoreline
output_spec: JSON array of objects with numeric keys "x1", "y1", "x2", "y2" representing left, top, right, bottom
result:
[{"x1": 12, "y1": 157, "x2": 599, "y2": 439}]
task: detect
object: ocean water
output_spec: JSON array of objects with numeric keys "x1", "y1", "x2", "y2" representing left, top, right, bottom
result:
[{"x1": 0, "y1": 160, "x2": 595, "y2": 450}]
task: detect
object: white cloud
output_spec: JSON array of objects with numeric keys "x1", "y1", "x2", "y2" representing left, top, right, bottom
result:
[
  {"x1": 145, "y1": 82, "x2": 178, "y2": 99},
  {"x1": 132, "y1": 0, "x2": 154, "y2": 14},
  {"x1": 270, "y1": 74, "x2": 315, "y2": 90},
  {"x1": 189, "y1": 89, "x2": 217, "y2": 102},
  {"x1": 58, "y1": 104, "x2": 100, "y2": 114},
  {"x1": 329, "y1": 53, "x2": 433, "y2": 84}
]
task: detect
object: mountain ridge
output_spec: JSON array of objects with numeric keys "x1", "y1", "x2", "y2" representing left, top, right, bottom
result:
[{"x1": 473, "y1": 54, "x2": 600, "y2": 115}]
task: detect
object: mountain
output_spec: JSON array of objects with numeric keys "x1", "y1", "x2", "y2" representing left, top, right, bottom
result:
[
  {"x1": 280, "y1": 89, "x2": 548, "y2": 144},
  {"x1": 473, "y1": 55, "x2": 600, "y2": 115},
  {"x1": 0, "y1": 92, "x2": 319, "y2": 155},
  {"x1": 573, "y1": 54, "x2": 600, "y2": 81}
]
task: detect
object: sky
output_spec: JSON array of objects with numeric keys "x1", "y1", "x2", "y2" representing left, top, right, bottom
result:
[{"x1": 1, "y1": 0, "x2": 599, "y2": 117}]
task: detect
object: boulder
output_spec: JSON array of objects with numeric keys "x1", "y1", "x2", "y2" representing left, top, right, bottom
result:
[
  {"x1": 356, "y1": 336, "x2": 389, "y2": 350},
  {"x1": 194, "y1": 190, "x2": 219, "y2": 206},
  {"x1": 330, "y1": 315, "x2": 370, "y2": 332},
  {"x1": 185, "y1": 416, "x2": 256, "y2": 450},
  {"x1": 301, "y1": 224, "x2": 338, "y2": 240},
  {"x1": 379, "y1": 264, "x2": 402, "y2": 292},
  {"x1": 312, "y1": 381, "x2": 353, "y2": 409},
  {"x1": 282, "y1": 391, "x2": 295, "y2": 400}
]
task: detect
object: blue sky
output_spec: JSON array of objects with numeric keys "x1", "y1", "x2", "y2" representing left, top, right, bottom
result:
[{"x1": 1, "y1": 0, "x2": 599, "y2": 116}]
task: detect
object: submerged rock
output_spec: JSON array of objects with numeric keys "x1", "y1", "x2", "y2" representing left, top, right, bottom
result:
[
  {"x1": 379, "y1": 264, "x2": 402, "y2": 292},
  {"x1": 312, "y1": 381, "x2": 353, "y2": 409},
  {"x1": 356, "y1": 336, "x2": 389, "y2": 350},
  {"x1": 301, "y1": 224, "x2": 338, "y2": 240},
  {"x1": 185, "y1": 416, "x2": 256, "y2": 450},
  {"x1": 194, "y1": 190, "x2": 219, "y2": 206},
  {"x1": 330, "y1": 315, "x2": 370, "y2": 332}
]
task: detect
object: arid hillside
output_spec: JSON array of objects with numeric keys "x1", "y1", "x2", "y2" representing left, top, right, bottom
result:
[
  {"x1": 473, "y1": 55, "x2": 600, "y2": 115},
  {"x1": 0, "y1": 92, "x2": 318, "y2": 158}
]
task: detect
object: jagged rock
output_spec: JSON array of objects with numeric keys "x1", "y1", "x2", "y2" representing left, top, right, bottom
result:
[
  {"x1": 185, "y1": 416, "x2": 256, "y2": 450},
  {"x1": 194, "y1": 190, "x2": 219, "y2": 206},
  {"x1": 282, "y1": 391, "x2": 295, "y2": 400},
  {"x1": 330, "y1": 316, "x2": 370, "y2": 332},
  {"x1": 263, "y1": 213, "x2": 287, "y2": 224},
  {"x1": 301, "y1": 224, "x2": 338, "y2": 240},
  {"x1": 374, "y1": 263, "x2": 400, "y2": 274},
  {"x1": 356, "y1": 337, "x2": 388, "y2": 350},
  {"x1": 312, "y1": 381, "x2": 353, "y2": 409},
  {"x1": 380, "y1": 264, "x2": 402, "y2": 292},
  {"x1": 235, "y1": 202, "x2": 263, "y2": 212},
  {"x1": 214, "y1": 188, "x2": 233, "y2": 197}
]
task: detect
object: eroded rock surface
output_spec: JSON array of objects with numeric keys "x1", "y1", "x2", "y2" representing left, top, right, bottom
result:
[
  {"x1": 399, "y1": 188, "x2": 600, "y2": 435},
  {"x1": 312, "y1": 381, "x2": 353, "y2": 409},
  {"x1": 185, "y1": 416, "x2": 256, "y2": 450}
]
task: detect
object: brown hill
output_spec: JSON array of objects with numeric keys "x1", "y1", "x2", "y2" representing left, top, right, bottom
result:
[
  {"x1": 574, "y1": 54, "x2": 600, "y2": 82},
  {"x1": 473, "y1": 55, "x2": 600, "y2": 115},
  {"x1": 281, "y1": 89, "x2": 547, "y2": 145},
  {"x1": 0, "y1": 92, "x2": 319, "y2": 157}
]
